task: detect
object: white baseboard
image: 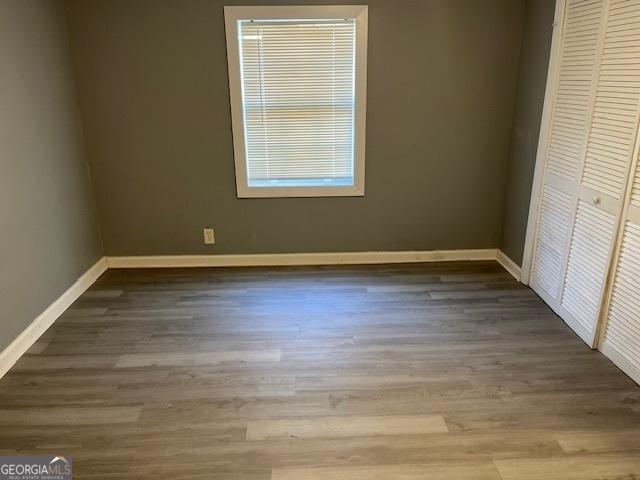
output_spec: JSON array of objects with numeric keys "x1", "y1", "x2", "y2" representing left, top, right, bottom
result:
[
  {"x1": 496, "y1": 250, "x2": 522, "y2": 281},
  {"x1": 0, "y1": 257, "x2": 107, "y2": 379},
  {"x1": 1, "y1": 248, "x2": 520, "y2": 380},
  {"x1": 106, "y1": 249, "x2": 500, "y2": 268}
]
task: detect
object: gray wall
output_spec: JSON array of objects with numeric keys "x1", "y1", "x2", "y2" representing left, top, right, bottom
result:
[
  {"x1": 500, "y1": 0, "x2": 556, "y2": 265},
  {"x1": 0, "y1": 0, "x2": 103, "y2": 351},
  {"x1": 64, "y1": 0, "x2": 525, "y2": 255}
]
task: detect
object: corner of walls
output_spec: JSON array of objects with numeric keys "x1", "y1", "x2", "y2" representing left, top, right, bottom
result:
[
  {"x1": 0, "y1": 1, "x2": 105, "y2": 356},
  {"x1": 60, "y1": 0, "x2": 106, "y2": 257},
  {"x1": 497, "y1": 0, "x2": 528, "y2": 264},
  {"x1": 499, "y1": 0, "x2": 556, "y2": 267}
]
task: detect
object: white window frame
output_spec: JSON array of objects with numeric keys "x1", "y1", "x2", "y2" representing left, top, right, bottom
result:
[{"x1": 224, "y1": 5, "x2": 368, "y2": 198}]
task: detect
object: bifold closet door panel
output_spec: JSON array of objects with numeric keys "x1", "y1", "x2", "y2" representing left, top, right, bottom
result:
[
  {"x1": 600, "y1": 121, "x2": 640, "y2": 383},
  {"x1": 530, "y1": 0, "x2": 605, "y2": 307},
  {"x1": 559, "y1": 199, "x2": 616, "y2": 342},
  {"x1": 601, "y1": 219, "x2": 640, "y2": 385},
  {"x1": 557, "y1": 0, "x2": 640, "y2": 345}
]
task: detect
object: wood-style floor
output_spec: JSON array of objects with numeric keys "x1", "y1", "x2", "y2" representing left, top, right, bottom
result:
[{"x1": 1, "y1": 261, "x2": 639, "y2": 479}]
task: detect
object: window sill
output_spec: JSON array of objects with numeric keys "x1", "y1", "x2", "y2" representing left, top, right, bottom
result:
[{"x1": 236, "y1": 184, "x2": 365, "y2": 198}]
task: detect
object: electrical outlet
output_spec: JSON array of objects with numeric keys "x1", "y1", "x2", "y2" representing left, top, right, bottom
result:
[{"x1": 203, "y1": 228, "x2": 215, "y2": 245}]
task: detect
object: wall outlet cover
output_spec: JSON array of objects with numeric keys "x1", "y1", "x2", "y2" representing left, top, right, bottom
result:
[{"x1": 203, "y1": 228, "x2": 215, "y2": 244}]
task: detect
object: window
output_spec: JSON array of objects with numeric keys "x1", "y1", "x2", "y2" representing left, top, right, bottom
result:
[{"x1": 224, "y1": 6, "x2": 368, "y2": 198}]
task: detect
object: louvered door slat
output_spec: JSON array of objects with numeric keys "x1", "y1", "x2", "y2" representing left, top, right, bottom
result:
[
  {"x1": 561, "y1": 201, "x2": 617, "y2": 336},
  {"x1": 531, "y1": 186, "x2": 573, "y2": 299},
  {"x1": 632, "y1": 164, "x2": 640, "y2": 207},
  {"x1": 582, "y1": 0, "x2": 640, "y2": 198},
  {"x1": 547, "y1": 0, "x2": 605, "y2": 182}
]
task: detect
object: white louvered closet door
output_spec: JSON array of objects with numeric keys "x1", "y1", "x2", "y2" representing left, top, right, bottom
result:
[
  {"x1": 530, "y1": 0, "x2": 640, "y2": 347},
  {"x1": 529, "y1": 0, "x2": 606, "y2": 332},
  {"x1": 599, "y1": 73, "x2": 640, "y2": 383},
  {"x1": 558, "y1": 0, "x2": 640, "y2": 346}
]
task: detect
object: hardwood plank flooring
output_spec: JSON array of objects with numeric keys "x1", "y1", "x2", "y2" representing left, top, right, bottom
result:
[
  {"x1": 245, "y1": 414, "x2": 448, "y2": 440},
  {"x1": 494, "y1": 454, "x2": 640, "y2": 480},
  {"x1": 115, "y1": 349, "x2": 282, "y2": 368},
  {"x1": 0, "y1": 261, "x2": 639, "y2": 479},
  {"x1": 556, "y1": 430, "x2": 640, "y2": 453},
  {"x1": 271, "y1": 462, "x2": 503, "y2": 480}
]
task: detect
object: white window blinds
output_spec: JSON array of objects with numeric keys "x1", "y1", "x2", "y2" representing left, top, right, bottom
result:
[{"x1": 238, "y1": 19, "x2": 356, "y2": 188}]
